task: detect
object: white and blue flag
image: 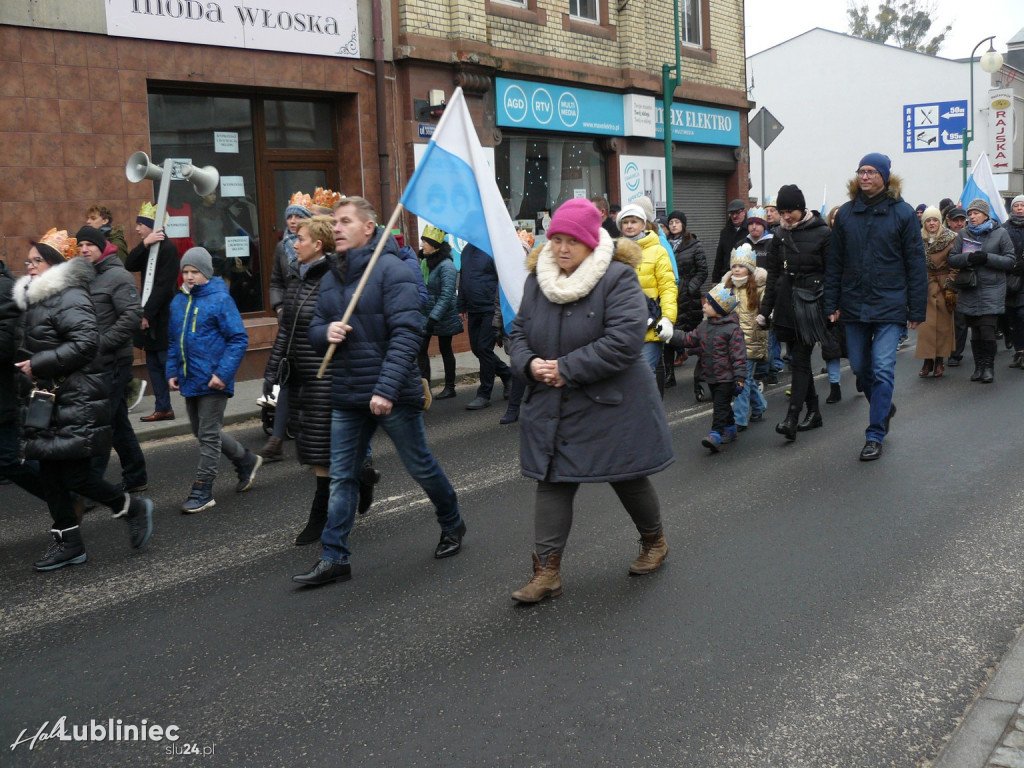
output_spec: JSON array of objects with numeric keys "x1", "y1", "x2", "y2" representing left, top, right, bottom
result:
[
  {"x1": 401, "y1": 87, "x2": 528, "y2": 330},
  {"x1": 960, "y1": 152, "x2": 1005, "y2": 223}
]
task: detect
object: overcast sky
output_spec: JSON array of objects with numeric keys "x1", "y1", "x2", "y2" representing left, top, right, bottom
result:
[{"x1": 745, "y1": 1, "x2": 1022, "y2": 59}]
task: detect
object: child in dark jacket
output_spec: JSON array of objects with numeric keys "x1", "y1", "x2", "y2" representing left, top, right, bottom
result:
[
  {"x1": 167, "y1": 247, "x2": 259, "y2": 513},
  {"x1": 660, "y1": 283, "x2": 747, "y2": 452}
]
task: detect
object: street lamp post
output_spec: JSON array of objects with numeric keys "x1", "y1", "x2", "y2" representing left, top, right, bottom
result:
[{"x1": 961, "y1": 36, "x2": 1005, "y2": 187}]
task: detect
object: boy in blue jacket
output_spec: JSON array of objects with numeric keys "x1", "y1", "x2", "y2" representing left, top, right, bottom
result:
[{"x1": 167, "y1": 247, "x2": 260, "y2": 513}]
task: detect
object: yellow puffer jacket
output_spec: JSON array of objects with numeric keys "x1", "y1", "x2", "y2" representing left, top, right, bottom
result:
[
  {"x1": 726, "y1": 267, "x2": 768, "y2": 361},
  {"x1": 633, "y1": 230, "x2": 678, "y2": 342}
]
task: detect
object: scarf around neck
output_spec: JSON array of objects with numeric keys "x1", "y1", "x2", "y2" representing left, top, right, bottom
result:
[
  {"x1": 778, "y1": 210, "x2": 814, "y2": 231},
  {"x1": 283, "y1": 231, "x2": 299, "y2": 264},
  {"x1": 923, "y1": 226, "x2": 956, "y2": 254},
  {"x1": 535, "y1": 234, "x2": 614, "y2": 304},
  {"x1": 967, "y1": 219, "x2": 995, "y2": 237}
]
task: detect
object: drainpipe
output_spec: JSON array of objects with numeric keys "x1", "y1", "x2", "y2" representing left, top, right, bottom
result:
[{"x1": 373, "y1": 0, "x2": 391, "y2": 212}]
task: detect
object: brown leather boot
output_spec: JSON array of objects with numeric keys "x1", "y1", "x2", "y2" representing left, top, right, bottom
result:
[
  {"x1": 260, "y1": 436, "x2": 283, "y2": 462},
  {"x1": 629, "y1": 531, "x2": 668, "y2": 575},
  {"x1": 511, "y1": 552, "x2": 562, "y2": 603}
]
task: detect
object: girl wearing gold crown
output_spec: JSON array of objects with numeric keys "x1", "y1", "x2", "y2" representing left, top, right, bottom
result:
[{"x1": 14, "y1": 229, "x2": 153, "y2": 571}]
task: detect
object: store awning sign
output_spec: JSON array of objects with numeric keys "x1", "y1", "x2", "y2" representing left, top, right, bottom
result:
[
  {"x1": 903, "y1": 100, "x2": 966, "y2": 152},
  {"x1": 988, "y1": 90, "x2": 1016, "y2": 172},
  {"x1": 105, "y1": 0, "x2": 360, "y2": 58},
  {"x1": 654, "y1": 100, "x2": 740, "y2": 146},
  {"x1": 496, "y1": 78, "x2": 624, "y2": 136}
]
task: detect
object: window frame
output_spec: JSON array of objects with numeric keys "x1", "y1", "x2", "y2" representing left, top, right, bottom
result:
[{"x1": 568, "y1": 0, "x2": 599, "y2": 24}]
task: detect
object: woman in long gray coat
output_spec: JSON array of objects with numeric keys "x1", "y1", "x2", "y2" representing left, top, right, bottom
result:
[
  {"x1": 507, "y1": 199, "x2": 673, "y2": 604},
  {"x1": 947, "y1": 198, "x2": 1015, "y2": 383}
]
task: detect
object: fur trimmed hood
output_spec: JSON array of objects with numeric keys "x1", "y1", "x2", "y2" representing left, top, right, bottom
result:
[
  {"x1": 14, "y1": 256, "x2": 94, "y2": 310},
  {"x1": 526, "y1": 228, "x2": 642, "y2": 272},
  {"x1": 846, "y1": 173, "x2": 905, "y2": 202}
]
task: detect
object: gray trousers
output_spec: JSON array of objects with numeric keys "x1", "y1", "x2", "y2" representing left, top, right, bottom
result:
[
  {"x1": 534, "y1": 477, "x2": 662, "y2": 557},
  {"x1": 186, "y1": 393, "x2": 247, "y2": 483}
]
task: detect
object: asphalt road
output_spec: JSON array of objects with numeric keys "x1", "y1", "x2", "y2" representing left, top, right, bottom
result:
[{"x1": 2, "y1": 345, "x2": 1023, "y2": 767}]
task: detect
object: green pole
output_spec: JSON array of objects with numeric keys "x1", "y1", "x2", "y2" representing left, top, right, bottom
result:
[
  {"x1": 663, "y1": 0, "x2": 681, "y2": 212},
  {"x1": 962, "y1": 36, "x2": 996, "y2": 188}
]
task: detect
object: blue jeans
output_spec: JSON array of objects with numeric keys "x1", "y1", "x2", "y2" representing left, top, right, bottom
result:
[
  {"x1": 844, "y1": 322, "x2": 901, "y2": 443},
  {"x1": 826, "y1": 358, "x2": 841, "y2": 384},
  {"x1": 146, "y1": 348, "x2": 171, "y2": 412},
  {"x1": 467, "y1": 310, "x2": 511, "y2": 399},
  {"x1": 732, "y1": 359, "x2": 768, "y2": 426},
  {"x1": 642, "y1": 341, "x2": 662, "y2": 374},
  {"x1": 322, "y1": 405, "x2": 461, "y2": 565},
  {"x1": 769, "y1": 331, "x2": 785, "y2": 371}
]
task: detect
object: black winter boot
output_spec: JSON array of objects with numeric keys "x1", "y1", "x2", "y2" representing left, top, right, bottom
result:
[
  {"x1": 825, "y1": 382, "x2": 842, "y2": 404},
  {"x1": 775, "y1": 404, "x2": 801, "y2": 442},
  {"x1": 981, "y1": 342, "x2": 996, "y2": 383},
  {"x1": 797, "y1": 398, "x2": 823, "y2": 431},
  {"x1": 970, "y1": 341, "x2": 984, "y2": 381},
  {"x1": 1010, "y1": 351, "x2": 1024, "y2": 369},
  {"x1": 295, "y1": 475, "x2": 330, "y2": 545},
  {"x1": 435, "y1": 384, "x2": 456, "y2": 399},
  {"x1": 34, "y1": 526, "x2": 87, "y2": 571}
]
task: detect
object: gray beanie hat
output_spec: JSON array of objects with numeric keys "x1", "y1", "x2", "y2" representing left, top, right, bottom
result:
[
  {"x1": 634, "y1": 195, "x2": 656, "y2": 223},
  {"x1": 967, "y1": 198, "x2": 991, "y2": 218},
  {"x1": 1011, "y1": 194, "x2": 1024, "y2": 208},
  {"x1": 180, "y1": 247, "x2": 215, "y2": 279}
]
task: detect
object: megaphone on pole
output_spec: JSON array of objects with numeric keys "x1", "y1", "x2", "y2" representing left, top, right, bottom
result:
[
  {"x1": 177, "y1": 162, "x2": 220, "y2": 197},
  {"x1": 125, "y1": 151, "x2": 164, "y2": 183}
]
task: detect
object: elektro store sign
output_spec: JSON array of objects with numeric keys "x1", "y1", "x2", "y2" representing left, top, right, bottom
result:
[{"x1": 495, "y1": 77, "x2": 739, "y2": 146}]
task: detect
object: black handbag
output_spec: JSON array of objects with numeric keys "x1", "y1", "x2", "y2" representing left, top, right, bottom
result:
[
  {"x1": 790, "y1": 274, "x2": 829, "y2": 346},
  {"x1": 24, "y1": 389, "x2": 55, "y2": 429},
  {"x1": 953, "y1": 268, "x2": 977, "y2": 289}
]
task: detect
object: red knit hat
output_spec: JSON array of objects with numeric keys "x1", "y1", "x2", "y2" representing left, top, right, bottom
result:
[{"x1": 546, "y1": 199, "x2": 601, "y2": 249}]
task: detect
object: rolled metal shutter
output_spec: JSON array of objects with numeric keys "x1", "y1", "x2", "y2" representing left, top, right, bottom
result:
[{"x1": 672, "y1": 171, "x2": 729, "y2": 292}]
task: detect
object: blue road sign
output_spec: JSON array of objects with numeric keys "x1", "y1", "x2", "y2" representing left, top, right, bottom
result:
[{"x1": 904, "y1": 100, "x2": 967, "y2": 152}]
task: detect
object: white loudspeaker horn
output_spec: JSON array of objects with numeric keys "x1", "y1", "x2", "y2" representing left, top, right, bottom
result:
[
  {"x1": 179, "y1": 163, "x2": 220, "y2": 197},
  {"x1": 125, "y1": 151, "x2": 164, "y2": 183}
]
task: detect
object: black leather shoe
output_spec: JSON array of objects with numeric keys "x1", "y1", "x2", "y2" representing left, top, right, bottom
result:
[
  {"x1": 859, "y1": 440, "x2": 883, "y2": 461},
  {"x1": 434, "y1": 521, "x2": 466, "y2": 559},
  {"x1": 947, "y1": 356, "x2": 961, "y2": 367},
  {"x1": 292, "y1": 560, "x2": 351, "y2": 586},
  {"x1": 435, "y1": 386, "x2": 456, "y2": 399},
  {"x1": 466, "y1": 396, "x2": 491, "y2": 410}
]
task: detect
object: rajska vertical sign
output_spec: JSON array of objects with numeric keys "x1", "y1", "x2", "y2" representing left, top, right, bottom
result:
[
  {"x1": 105, "y1": 0, "x2": 360, "y2": 58},
  {"x1": 988, "y1": 89, "x2": 1015, "y2": 173}
]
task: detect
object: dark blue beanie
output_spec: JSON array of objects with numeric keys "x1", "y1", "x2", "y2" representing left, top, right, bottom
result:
[{"x1": 858, "y1": 152, "x2": 891, "y2": 185}]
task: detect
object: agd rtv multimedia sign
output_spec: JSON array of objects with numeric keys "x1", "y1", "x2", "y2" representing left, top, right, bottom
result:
[
  {"x1": 495, "y1": 78, "x2": 623, "y2": 136},
  {"x1": 105, "y1": 0, "x2": 359, "y2": 58}
]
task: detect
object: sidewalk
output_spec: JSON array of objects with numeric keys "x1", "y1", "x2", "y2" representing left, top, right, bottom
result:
[{"x1": 130, "y1": 349, "x2": 486, "y2": 442}]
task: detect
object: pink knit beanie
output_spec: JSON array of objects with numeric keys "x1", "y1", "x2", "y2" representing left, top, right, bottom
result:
[{"x1": 546, "y1": 199, "x2": 602, "y2": 249}]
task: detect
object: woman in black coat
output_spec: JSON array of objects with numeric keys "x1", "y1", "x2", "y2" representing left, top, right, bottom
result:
[
  {"x1": 507, "y1": 199, "x2": 673, "y2": 604},
  {"x1": 759, "y1": 185, "x2": 831, "y2": 441},
  {"x1": 14, "y1": 230, "x2": 152, "y2": 572},
  {"x1": 263, "y1": 216, "x2": 380, "y2": 544},
  {"x1": 663, "y1": 210, "x2": 708, "y2": 391}
]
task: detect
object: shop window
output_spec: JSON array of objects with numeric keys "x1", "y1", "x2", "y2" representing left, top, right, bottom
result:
[
  {"x1": 569, "y1": 0, "x2": 598, "y2": 23},
  {"x1": 148, "y1": 90, "x2": 338, "y2": 315},
  {"x1": 265, "y1": 100, "x2": 333, "y2": 149},
  {"x1": 148, "y1": 92, "x2": 263, "y2": 313},
  {"x1": 496, "y1": 134, "x2": 607, "y2": 239}
]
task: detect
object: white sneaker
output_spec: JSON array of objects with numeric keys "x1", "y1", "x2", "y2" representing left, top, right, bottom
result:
[{"x1": 127, "y1": 379, "x2": 147, "y2": 412}]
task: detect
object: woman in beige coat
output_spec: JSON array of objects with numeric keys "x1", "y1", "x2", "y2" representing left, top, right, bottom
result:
[{"x1": 915, "y1": 206, "x2": 957, "y2": 378}]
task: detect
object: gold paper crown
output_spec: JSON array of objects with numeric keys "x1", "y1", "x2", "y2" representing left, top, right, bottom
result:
[
  {"x1": 311, "y1": 187, "x2": 342, "y2": 210},
  {"x1": 138, "y1": 202, "x2": 158, "y2": 220},
  {"x1": 38, "y1": 228, "x2": 78, "y2": 261},
  {"x1": 421, "y1": 225, "x2": 446, "y2": 244},
  {"x1": 289, "y1": 191, "x2": 312, "y2": 209}
]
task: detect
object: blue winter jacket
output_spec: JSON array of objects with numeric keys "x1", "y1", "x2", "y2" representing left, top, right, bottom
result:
[
  {"x1": 824, "y1": 175, "x2": 927, "y2": 324},
  {"x1": 308, "y1": 227, "x2": 425, "y2": 408},
  {"x1": 166, "y1": 277, "x2": 248, "y2": 397},
  {"x1": 457, "y1": 243, "x2": 499, "y2": 314},
  {"x1": 397, "y1": 244, "x2": 429, "y2": 309}
]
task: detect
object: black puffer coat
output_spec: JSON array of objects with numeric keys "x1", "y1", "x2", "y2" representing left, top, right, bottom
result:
[
  {"x1": 0, "y1": 261, "x2": 23, "y2": 426},
  {"x1": 14, "y1": 257, "x2": 111, "y2": 461},
  {"x1": 1002, "y1": 218, "x2": 1024, "y2": 309},
  {"x1": 89, "y1": 250, "x2": 143, "y2": 369},
  {"x1": 125, "y1": 239, "x2": 179, "y2": 351},
  {"x1": 762, "y1": 211, "x2": 831, "y2": 343},
  {"x1": 669, "y1": 233, "x2": 708, "y2": 331},
  {"x1": 266, "y1": 257, "x2": 333, "y2": 467}
]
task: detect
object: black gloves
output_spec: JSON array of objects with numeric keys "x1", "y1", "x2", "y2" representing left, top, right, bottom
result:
[
  {"x1": 424, "y1": 318, "x2": 436, "y2": 335},
  {"x1": 263, "y1": 378, "x2": 274, "y2": 398},
  {"x1": 967, "y1": 251, "x2": 987, "y2": 266}
]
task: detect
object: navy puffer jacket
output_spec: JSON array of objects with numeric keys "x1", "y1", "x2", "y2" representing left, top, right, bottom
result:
[
  {"x1": 421, "y1": 245, "x2": 463, "y2": 337},
  {"x1": 14, "y1": 257, "x2": 111, "y2": 461},
  {"x1": 457, "y1": 243, "x2": 499, "y2": 314},
  {"x1": 309, "y1": 228, "x2": 425, "y2": 408},
  {"x1": 825, "y1": 175, "x2": 928, "y2": 324}
]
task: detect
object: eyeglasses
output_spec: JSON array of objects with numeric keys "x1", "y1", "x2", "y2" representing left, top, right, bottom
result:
[
  {"x1": 24, "y1": 257, "x2": 45, "y2": 266},
  {"x1": 856, "y1": 169, "x2": 880, "y2": 178}
]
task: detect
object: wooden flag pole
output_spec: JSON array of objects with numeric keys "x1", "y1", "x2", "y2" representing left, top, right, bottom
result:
[{"x1": 316, "y1": 203, "x2": 406, "y2": 379}]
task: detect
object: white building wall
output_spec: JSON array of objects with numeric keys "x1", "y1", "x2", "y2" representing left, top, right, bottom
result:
[{"x1": 747, "y1": 29, "x2": 996, "y2": 212}]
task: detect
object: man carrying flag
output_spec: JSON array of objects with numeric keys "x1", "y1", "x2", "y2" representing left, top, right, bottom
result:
[{"x1": 294, "y1": 196, "x2": 466, "y2": 587}]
